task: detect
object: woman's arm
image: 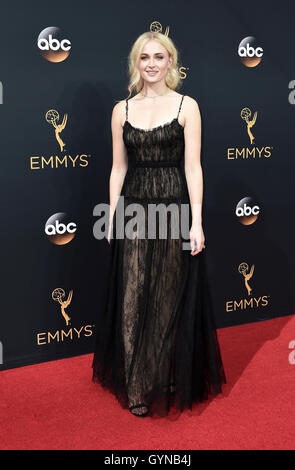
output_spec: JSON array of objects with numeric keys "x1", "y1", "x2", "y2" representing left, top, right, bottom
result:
[
  {"x1": 183, "y1": 97, "x2": 205, "y2": 255},
  {"x1": 108, "y1": 101, "x2": 129, "y2": 242}
]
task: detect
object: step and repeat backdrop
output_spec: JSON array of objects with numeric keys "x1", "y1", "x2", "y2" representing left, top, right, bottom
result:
[{"x1": 1, "y1": 0, "x2": 295, "y2": 370}]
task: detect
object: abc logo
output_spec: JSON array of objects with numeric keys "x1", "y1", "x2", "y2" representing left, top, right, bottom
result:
[
  {"x1": 38, "y1": 27, "x2": 71, "y2": 63},
  {"x1": 45, "y1": 213, "x2": 77, "y2": 245},
  {"x1": 238, "y1": 36, "x2": 263, "y2": 67},
  {"x1": 236, "y1": 197, "x2": 260, "y2": 225}
]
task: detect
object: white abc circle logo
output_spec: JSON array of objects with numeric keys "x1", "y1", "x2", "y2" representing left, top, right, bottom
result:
[
  {"x1": 238, "y1": 36, "x2": 263, "y2": 67},
  {"x1": 45, "y1": 213, "x2": 77, "y2": 245},
  {"x1": 238, "y1": 44, "x2": 263, "y2": 58},
  {"x1": 236, "y1": 197, "x2": 260, "y2": 225},
  {"x1": 38, "y1": 34, "x2": 71, "y2": 51},
  {"x1": 38, "y1": 27, "x2": 71, "y2": 62},
  {"x1": 45, "y1": 220, "x2": 77, "y2": 235},
  {"x1": 236, "y1": 204, "x2": 260, "y2": 216}
]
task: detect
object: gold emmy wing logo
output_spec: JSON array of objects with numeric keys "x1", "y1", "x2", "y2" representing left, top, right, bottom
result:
[
  {"x1": 225, "y1": 262, "x2": 269, "y2": 312},
  {"x1": 238, "y1": 262, "x2": 254, "y2": 296},
  {"x1": 226, "y1": 107, "x2": 272, "y2": 160},
  {"x1": 52, "y1": 288, "x2": 73, "y2": 325},
  {"x1": 36, "y1": 287, "x2": 94, "y2": 345},
  {"x1": 150, "y1": 21, "x2": 169, "y2": 36},
  {"x1": 240, "y1": 107, "x2": 257, "y2": 144},
  {"x1": 46, "y1": 109, "x2": 68, "y2": 152}
]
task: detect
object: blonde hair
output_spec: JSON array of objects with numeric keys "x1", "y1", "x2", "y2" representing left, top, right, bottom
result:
[{"x1": 125, "y1": 31, "x2": 182, "y2": 99}]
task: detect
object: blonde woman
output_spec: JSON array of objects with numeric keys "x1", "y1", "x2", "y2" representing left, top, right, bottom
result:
[{"x1": 92, "y1": 31, "x2": 226, "y2": 418}]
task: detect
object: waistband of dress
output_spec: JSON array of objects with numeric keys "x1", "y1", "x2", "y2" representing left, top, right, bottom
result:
[{"x1": 129, "y1": 160, "x2": 181, "y2": 168}]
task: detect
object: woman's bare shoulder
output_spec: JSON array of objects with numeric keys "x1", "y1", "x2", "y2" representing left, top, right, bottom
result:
[
  {"x1": 182, "y1": 94, "x2": 199, "y2": 108},
  {"x1": 182, "y1": 95, "x2": 201, "y2": 121},
  {"x1": 181, "y1": 95, "x2": 201, "y2": 129},
  {"x1": 112, "y1": 99, "x2": 127, "y2": 114},
  {"x1": 111, "y1": 99, "x2": 128, "y2": 127}
]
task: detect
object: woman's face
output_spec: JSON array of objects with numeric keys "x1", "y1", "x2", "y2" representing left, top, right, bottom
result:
[{"x1": 138, "y1": 39, "x2": 172, "y2": 85}]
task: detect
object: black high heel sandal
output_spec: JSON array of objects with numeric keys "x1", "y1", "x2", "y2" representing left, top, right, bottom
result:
[{"x1": 129, "y1": 403, "x2": 149, "y2": 417}]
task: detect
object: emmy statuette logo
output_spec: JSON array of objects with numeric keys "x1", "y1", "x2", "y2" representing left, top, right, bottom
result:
[
  {"x1": 238, "y1": 262, "x2": 254, "y2": 296},
  {"x1": 52, "y1": 288, "x2": 73, "y2": 326},
  {"x1": 150, "y1": 21, "x2": 169, "y2": 36},
  {"x1": 36, "y1": 287, "x2": 94, "y2": 346},
  {"x1": 29, "y1": 109, "x2": 90, "y2": 170},
  {"x1": 240, "y1": 107, "x2": 257, "y2": 145},
  {"x1": 225, "y1": 261, "x2": 270, "y2": 313},
  {"x1": 46, "y1": 109, "x2": 68, "y2": 152},
  {"x1": 226, "y1": 107, "x2": 273, "y2": 160}
]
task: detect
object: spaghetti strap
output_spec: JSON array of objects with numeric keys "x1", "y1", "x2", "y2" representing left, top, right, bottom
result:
[
  {"x1": 125, "y1": 99, "x2": 129, "y2": 121},
  {"x1": 177, "y1": 94, "x2": 185, "y2": 118}
]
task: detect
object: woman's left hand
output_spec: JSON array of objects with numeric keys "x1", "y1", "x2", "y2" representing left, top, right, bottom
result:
[{"x1": 189, "y1": 223, "x2": 205, "y2": 256}]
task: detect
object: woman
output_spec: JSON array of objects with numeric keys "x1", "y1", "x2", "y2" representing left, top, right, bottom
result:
[{"x1": 92, "y1": 31, "x2": 226, "y2": 418}]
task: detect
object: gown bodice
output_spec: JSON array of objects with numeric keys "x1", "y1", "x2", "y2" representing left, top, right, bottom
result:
[{"x1": 121, "y1": 94, "x2": 189, "y2": 201}]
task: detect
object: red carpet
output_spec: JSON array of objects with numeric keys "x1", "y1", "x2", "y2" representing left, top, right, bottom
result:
[{"x1": 1, "y1": 314, "x2": 295, "y2": 450}]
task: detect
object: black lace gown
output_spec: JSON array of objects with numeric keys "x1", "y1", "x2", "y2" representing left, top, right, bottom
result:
[{"x1": 92, "y1": 94, "x2": 226, "y2": 418}]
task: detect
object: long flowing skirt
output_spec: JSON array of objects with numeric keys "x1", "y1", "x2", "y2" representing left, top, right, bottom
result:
[{"x1": 92, "y1": 197, "x2": 226, "y2": 418}]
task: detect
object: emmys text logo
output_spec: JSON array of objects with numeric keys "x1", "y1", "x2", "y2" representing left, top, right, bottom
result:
[
  {"x1": 29, "y1": 109, "x2": 90, "y2": 170},
  {"x1": 37, "y1": 288, "x2": 94, "y2": 346},
  {"x1": 45, "y1": 213, "x2": 77, "y2": 245},
  {"x1": 238, "y1": 36, "x2": 263, "y2": 67},
  {"x1": 227, "y1": 107, "x2": 273, "y2": 160},
  {"x1": 236, "y1": 197, "x2": 260, "y2": 225},
  {"x1": 226, "y1": 262, "x2": 270, "y2": 313},
  {"x1": 149, "y1": 21, "x2": 188, "y2": 80},
  {"x1": 38, "y1": 27, "x2": 71, "y2": 62}
]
